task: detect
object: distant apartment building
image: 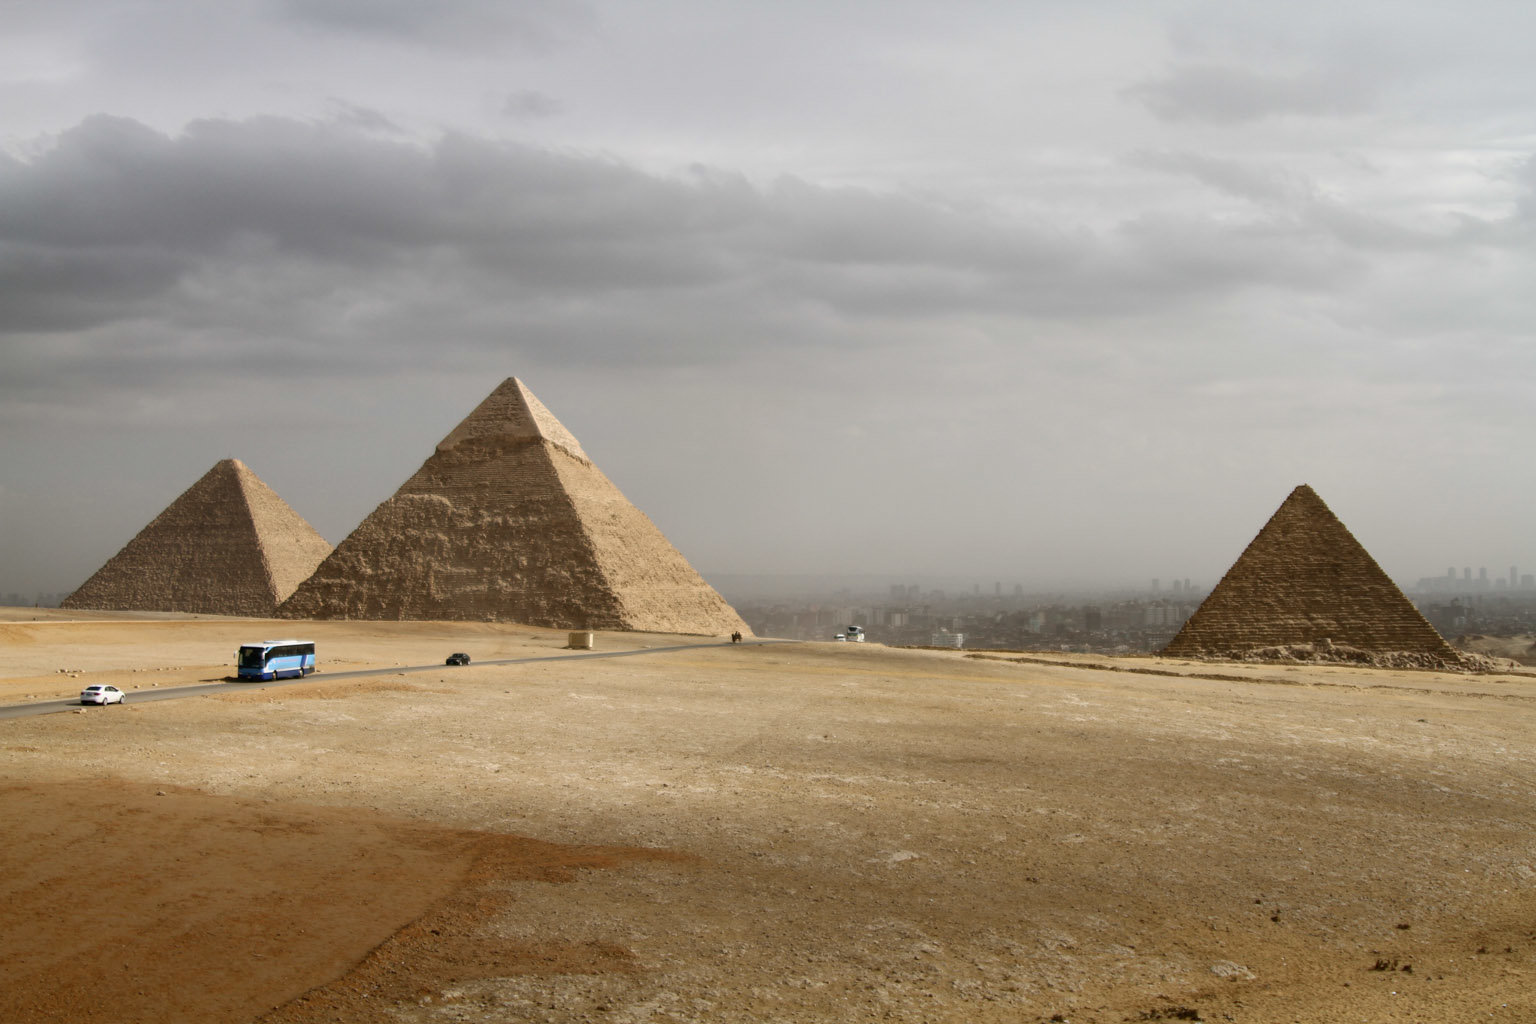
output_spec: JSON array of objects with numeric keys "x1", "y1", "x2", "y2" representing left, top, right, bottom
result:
[{"x1": 1414, "y1": 564, "x2": 1535, "y2": 594}]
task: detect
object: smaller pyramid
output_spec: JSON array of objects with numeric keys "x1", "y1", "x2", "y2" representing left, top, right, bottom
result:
[
  {"x1": 280, "y1": 377, "x2": 749, "y2": 635},
  {"x1": 63, "y1": 459, "x2": 333, "y2": 616},
  {"x1": 1162, "y1": 485, "x2": 1463, "y2": 667}
]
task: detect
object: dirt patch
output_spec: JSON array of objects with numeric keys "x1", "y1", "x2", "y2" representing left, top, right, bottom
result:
[
  {"x1": 261, "y1": 836, "x2": 691, "y2": 1023},
  {"x1": 212, "y1": 679, "x2": 441, "y2": 702},
  {"x1": 0, "y1": 779, "x2": 684, "y2": 1024}
]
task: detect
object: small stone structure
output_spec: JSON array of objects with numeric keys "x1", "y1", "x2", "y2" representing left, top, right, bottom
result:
[
  {"x1": 1162, "y1": 484, "x2": 1464, "y2": 668},
  {"x1": 279, "y1": 377, "x2": 749, "y2": 636},
  {"x1": 63, "y1": 459, "x2": 333, "y2": 616}
]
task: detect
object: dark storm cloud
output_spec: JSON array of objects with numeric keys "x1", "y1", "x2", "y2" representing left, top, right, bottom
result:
[
  {"x1": 3, "y1": 110, "x2": 1526, "y2": 421},
  {"x1": 1127, "y1": 64, "x2": 1373, "y2": 123},
  {"x1": 0, "y1": 241, "x2": 183, "y2": 331},
  {"x1": 0, "y1": 113, "x2": 1115, "y2": 357},
  {"x1": 0, "y1": 116, "x2": 435, "y2": 255}
]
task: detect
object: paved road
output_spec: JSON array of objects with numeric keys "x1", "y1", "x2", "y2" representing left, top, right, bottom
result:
[{"x1": 0, "y1": 638, "x2": 788, "y2": 721}]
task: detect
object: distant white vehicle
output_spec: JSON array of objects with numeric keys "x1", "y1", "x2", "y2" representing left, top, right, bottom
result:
[
  {"x1": 845, "y1": 625, "x2": 865, "y2": 642},
  {"x1": 80, "y1": 684, "x2": 124, "y2": 706}
]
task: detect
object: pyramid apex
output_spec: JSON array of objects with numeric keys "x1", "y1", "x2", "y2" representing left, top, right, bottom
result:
[
  {"x1": 436, "y1": 377, "x2": 588, "y2": 462},
  {"x1": 1277, "y1": 484, "x2": 1337, "y2": 518}
]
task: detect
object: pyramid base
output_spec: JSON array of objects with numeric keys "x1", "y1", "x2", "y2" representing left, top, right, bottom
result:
[{"x1": 1168, "y1": 641, "x2": 1475, "y2": 672}]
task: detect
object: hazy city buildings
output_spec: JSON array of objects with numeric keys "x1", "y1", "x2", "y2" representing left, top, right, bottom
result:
[
  {"x1": 735, "y1": 583, "x2": 1205, "y2": 652},
  {"x1": 1414, "y1": 565, "x2": 1536, "y2": 593}
]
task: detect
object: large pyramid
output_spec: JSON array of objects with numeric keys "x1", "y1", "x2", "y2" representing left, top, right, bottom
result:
[
  {"x1": 63, "y1": 459, "x2": 333, "y2": 616},
  {"x1": 1162, "y1": 485, "x2": 1462, "y2": 666},
  {"x1": 278, "y1": 377, "x2": 749, "y2": 636}
]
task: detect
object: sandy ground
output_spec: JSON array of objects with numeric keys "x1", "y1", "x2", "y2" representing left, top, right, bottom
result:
[
  {"x1": 1459, "y1": 633, "x2": 1536, "y2": 666},
  {"x1": 2, "y1": 609, "x2": 1534, "y2": 1024}
]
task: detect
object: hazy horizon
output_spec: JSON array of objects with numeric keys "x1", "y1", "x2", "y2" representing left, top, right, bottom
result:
[{"x1": 5, "y1": 2, "x2": 1535, "y2": 597}]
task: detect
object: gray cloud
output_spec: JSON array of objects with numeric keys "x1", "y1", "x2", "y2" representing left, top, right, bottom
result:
[
  {"x1": 0, "y1": 116, "x2": 435, "y2": 254},
  {"x1": 1128, "y1": 150, "x2": 1311, "y2": 207},
  {"x1": 0, "y1": 241, "x2": 183, "y2": 331},
  {"x1": 502, "y1": 90, "x2": 563, "y2": 119},
  {"x1": 278, "y1": 0, "x2": 593, "y2": 52},
  {"x1": 1126, "y1": 150, "x2": 1440, "y2": 253},
  {"x1": 324, "y1": 102, "x2": 405, "y2": 134},
  {"x1": 1127, "y1": 64, "x2": 1373, "y2": 123},
  {"x1": 1516, "y1": 155, "x2": 1536, "y2": 221}
]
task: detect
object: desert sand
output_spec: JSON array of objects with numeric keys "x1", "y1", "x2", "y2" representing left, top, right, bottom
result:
[{"x1": 1, "y1": 608, "x2": 1533, "y2": 1023}]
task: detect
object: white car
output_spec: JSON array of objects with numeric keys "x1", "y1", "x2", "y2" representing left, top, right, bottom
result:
[{"x1": 80, "y1": 684, "x2": 125, "y2": 706}]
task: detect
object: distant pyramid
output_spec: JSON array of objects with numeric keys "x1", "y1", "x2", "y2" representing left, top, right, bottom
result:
[
  {"x1": 63, "y1": 459, "x2": 333, "y2": 616},
  {"x1": 1162, "y1": 485, "x2": 1462, "y2": 665},
  {"x1": 279, "y1": 377, "x2": 749, "y2": 635}
]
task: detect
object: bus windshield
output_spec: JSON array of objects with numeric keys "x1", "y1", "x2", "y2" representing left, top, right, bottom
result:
[{"x1": 238, "y1": 647, "x2": 266, "y2": 669}]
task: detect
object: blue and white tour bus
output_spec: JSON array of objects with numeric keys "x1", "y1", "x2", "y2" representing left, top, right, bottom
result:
[{"x1": 236, "y1": 640, "x2": 317, "y2": 681}]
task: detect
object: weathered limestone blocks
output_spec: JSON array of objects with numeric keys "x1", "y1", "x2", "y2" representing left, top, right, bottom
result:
[
  {"x1": 63, "y1": 459, "x2": 332, "y2": 616},
  {"x1": 279, "y1": 377, "x2": 749, "y2": 636},
  {"x1": 1163, "y1": 484, "x2": 1463, "y2": 668}
]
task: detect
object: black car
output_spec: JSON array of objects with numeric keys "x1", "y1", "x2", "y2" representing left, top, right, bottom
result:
[{"x1": 445, "y1": 652, "x2": 471, "y2": 666}]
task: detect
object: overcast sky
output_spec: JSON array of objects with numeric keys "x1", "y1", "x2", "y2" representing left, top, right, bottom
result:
[{"x1": 4, "y1": 0, "x2": 1535, "y2": 600}]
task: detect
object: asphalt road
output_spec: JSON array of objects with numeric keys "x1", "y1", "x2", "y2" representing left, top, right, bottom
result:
[{"x1": 0, "y1": 639, "x2": 787, "y2": 721}]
